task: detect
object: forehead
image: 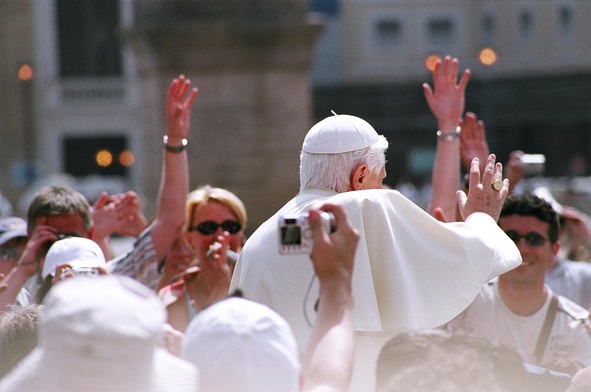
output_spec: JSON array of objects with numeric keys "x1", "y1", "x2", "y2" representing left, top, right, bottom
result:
[
  {"x1": 192, "y1": 201, "x2": 237, "y2": 221},
  {"x1": 38, "y1": 213, "x2": 89, "y2": 237},
  {"x1": 498, "y1": 214, "x2": 549, "y2": 233}
]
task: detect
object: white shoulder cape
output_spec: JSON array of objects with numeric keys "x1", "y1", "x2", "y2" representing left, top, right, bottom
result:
[{"x1": 230, "y1": 188, "x2": 522, "y2": 347}]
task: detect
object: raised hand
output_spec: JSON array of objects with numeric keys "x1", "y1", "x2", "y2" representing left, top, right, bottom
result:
[
  {"x1": 166, "y1": 75, "x2": 198, "y2": 143},
  {"x1": 457, "y1": 154, "x2": 509, "y2": 222},
  {"x1": 460, "y1": 112, "x2": 489, "y2": 173},
  {"x1": 423, "y1": 56, "x2": 470, "y2": 132}
]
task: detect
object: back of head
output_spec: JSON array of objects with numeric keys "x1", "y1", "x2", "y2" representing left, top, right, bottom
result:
[
  {"x1": 1, "y1": 276, "x2": 198, "y2": 392},
  {"x1": 182, "y1": 297, "x2": 300, "y2": 392},
  {"x1": 0, "y1": 304, "x2": 42, "y2": 378},
  {"x1": 26, "y1": 186, "x2": 92, "y2": 234},
  {"x1": 185, "y1": 185, "x2": 247, "y2": 231},
  {"x1": 376, "y1": 330, "x2": 524, "y2": 392},
  {"x1": 299, "y1": 114, "x2": 388, "y2": 192},
  {"x1": 500, "y1": 194, "x2": 560, "y2": 243}
]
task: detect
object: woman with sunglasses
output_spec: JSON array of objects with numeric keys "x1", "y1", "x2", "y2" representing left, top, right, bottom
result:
[{"x1": 160, "y1": 185, "x2": 247, "y2": 332}]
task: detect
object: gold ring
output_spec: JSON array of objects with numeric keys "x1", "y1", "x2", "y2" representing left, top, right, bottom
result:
[{"x1": 491, "y1": 179, "x2": 503, "y2": 191}]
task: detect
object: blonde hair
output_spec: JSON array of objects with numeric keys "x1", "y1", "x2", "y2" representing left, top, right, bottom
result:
[{"x1": 185, "y1": 185, "x2": 247, "y2": 232}]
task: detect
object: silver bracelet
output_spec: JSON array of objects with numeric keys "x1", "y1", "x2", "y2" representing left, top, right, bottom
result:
[
  {"x1": 436, "y1": 126, "x2": 461, "y2": 142},
  {"x1": 163, "y1": 135, "x2": 188, "y2": 153}
]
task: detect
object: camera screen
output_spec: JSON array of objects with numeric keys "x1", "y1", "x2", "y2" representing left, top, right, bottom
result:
[{"x1": 281, "y1": 226, "x2": 301, "y2": 245}]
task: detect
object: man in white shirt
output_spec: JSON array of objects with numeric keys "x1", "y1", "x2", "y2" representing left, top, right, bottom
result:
[
  {"x1": 445, "y1": 193, "x2": 591, "y2": 375},
  {"x1": 231, "y1": 57, "x2": 522, "y2": 391}
]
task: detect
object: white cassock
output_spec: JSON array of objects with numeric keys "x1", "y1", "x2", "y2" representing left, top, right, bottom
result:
[{"x1": 230, "y1": 188, "x2": 522, "y2": 391}]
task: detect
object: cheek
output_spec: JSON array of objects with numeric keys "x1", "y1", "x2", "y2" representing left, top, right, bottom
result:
[
  {"x1": 229, "y1": 236, "x2": 243, "y2": 252},
  {"x1": 187, "y1": 233, "x2": 212, "y2": 251}
]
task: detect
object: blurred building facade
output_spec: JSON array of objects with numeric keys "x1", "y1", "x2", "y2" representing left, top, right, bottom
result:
[
  {"x1": 2, "y1": 0, "x2": 591, "y2": 228},
  {"x1": 0, "y1": 0, "x2": 320, "y2": 229},
  {"x1": 310, "y1": 0, "x2": 591, "y2": 188}
]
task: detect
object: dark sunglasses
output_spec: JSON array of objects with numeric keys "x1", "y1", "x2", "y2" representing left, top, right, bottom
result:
[
  {"x1": 189, "y1": 220, "x2": 242, "y2": 235},
  {"x1": 504, "y1": 230, "x2": 549, "y2": 247},
  {"x1": 0, "y1": 246, "x2": 23, "y2": 261}
]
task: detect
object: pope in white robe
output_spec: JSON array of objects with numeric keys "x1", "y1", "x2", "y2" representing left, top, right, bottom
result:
[{"x1": 230, "y1": 113, "x2": 522, "y2": 391}]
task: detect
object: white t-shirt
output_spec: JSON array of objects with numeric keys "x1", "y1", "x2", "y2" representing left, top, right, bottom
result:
[
  {"x1": 445, "y1": 281, "x2": 591, "y2": 369},
  {"x1": 546, "y1": 257, "x2": 591, "y2": 310}
]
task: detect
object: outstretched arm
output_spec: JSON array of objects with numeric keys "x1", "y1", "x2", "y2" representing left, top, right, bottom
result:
[
  {"x1": 151, "y1": 75, "x2": 198, "y2": 262},
  {"x1": 301, "y1": 204, "x2": 359, "y2": 392},
  {"x1": 424, "y1": 56, "x2": 470, "y2": 222}
]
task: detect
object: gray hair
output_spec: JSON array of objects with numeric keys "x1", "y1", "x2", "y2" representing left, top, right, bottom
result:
[{"x1": 299, "y1": 135, "x2": 388, "y2": 193}]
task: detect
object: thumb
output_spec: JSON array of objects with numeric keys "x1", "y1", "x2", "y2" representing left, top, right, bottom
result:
[
  {"x1": 456, "y1": 190, "x2": 467, "y2": 220},
  {"x1": 93, "y1": 192, "x2": 110, "y2": 209}
]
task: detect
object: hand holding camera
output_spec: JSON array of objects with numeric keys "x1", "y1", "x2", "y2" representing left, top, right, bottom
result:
[
  {"x1": 279, "y1": 211, "x2": 334, "y2": 254},
  {"x1": 306, "y1": 204, "x2": 359, "y2": 286}
]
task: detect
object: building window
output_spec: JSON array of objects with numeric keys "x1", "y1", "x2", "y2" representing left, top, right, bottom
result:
[
  {"x1": 426, "y1": 17, "x2": 455, "y2": 46},
  {"x1": 63, "y1": 135, "x2": 129, "y2": 177},
  {"x1": 518, "y1": 8, "x2": 534, "y2": 42},
  {"x1": 57, "y1": 0, "x2": 122, "y2": 77},
  {"x1": 375, "y1": 18, "x2": 404, "y2": 51},
  {"x1": 480, "y1": 12, "x2": 496, "y2": 44},
  {"x1": 557, "y1": 5, "x2": 573, "y2": 38},
  {"x1": 310, "y1": 0, "x2": 338, "y2": 15}
]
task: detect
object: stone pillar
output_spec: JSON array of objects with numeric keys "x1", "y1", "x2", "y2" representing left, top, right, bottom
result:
[{"x1": 123, "y1": 0, "x2": 323, "y2": 231}]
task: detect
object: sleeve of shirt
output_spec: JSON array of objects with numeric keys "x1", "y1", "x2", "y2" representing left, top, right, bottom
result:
[{"x1": 107, "y1": 227, "x2": 162, "y2": 291}]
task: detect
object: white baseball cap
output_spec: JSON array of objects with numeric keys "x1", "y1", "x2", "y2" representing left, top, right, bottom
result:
[
  {"x1": 42, "y1": 237, "x2": 106, "y2": 280},
  {"x1": 0, "y1": 217, "x2": 27, "y2": 246},
  {"x1": 302, "y1": 113, "x2": 381, "y2": 154},
  {"x1": 0, "y1": 276, "x2": 199, "y2": 392}
]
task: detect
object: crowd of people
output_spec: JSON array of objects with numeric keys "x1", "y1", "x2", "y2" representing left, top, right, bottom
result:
[{"x1": 0, "y1": 57, "x2": 590, "y2": 391}]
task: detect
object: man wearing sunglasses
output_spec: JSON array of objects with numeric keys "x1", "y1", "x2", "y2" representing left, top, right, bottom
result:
[{"x1": 445, "y1": 194, "x2": 591, "y2": 376}]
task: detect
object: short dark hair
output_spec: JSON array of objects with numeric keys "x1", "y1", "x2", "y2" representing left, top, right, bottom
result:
[
  {"x1": 499, "y1": 194, "x2": 560, "y2": 243},
  {"x1": 26, "y1": 186, "x2": 92, "y2": 235}
]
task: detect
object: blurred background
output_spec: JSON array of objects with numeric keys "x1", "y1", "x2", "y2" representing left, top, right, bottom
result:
[{"x1": 2, "y1": 0, "x2": 591, "y2": 233}]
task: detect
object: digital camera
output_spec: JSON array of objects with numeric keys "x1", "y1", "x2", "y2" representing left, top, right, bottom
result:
[
  {"x1": 278, "y1": 212, "x2": 333, "y2": 254},
  {"x1": 59, "y1": 265, "x2": 100, "y2": 280}
]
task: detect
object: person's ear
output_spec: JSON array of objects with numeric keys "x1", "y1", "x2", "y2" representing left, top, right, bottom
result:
[
  {"x1": 552, "y1": 240, "x2": 560, "y2": 258},
  {"x1": 350, "y1": 164, "x2": 369, "y2": 191}
]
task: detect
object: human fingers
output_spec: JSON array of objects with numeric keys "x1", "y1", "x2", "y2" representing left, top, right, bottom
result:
[
  {"x1": 166, "y1": 76, "x2": 182, "y2": 105},
  {"x1": 441, "y1": 55, "x2": 452, "y2": 81},
  {"x1": 458, "y1": 68, "x2": 471, "y2": 90},
  {"x1": 449, "y1": 57, "x2": 459, "y2": 82},
  {"x1": 467, "y1": 157, "x2": 482, "y2": 191},
  {"x1": 185, "y1": 87, "x2": 198, "y2": 109},
  {"x1": 307, "y1": 208, "x2": 330, "y2": 248},
  {"x1": 479, "y1": 154, "x2": 497, "y2": 188},
  {"x1": 177, "y1": 76, "x2": 191, "y2": 101},
  {"x1": 456, "y1": 189, "x2": 468, "y2": 220},
  {"x1": 92, "y1": 192, "x2": 111, "y2": 210}
]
